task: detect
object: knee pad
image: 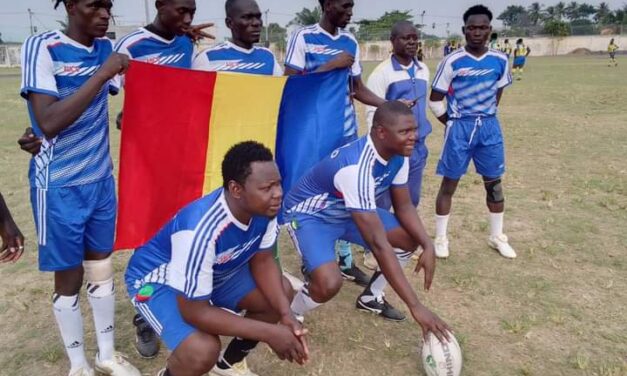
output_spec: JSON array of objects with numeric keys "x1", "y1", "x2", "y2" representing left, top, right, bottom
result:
[
  {"x1": 485, "y1": 179, "x2": 505, "y2": 203},
  {"x1": 84, "y1": 256, "x2": 114, "y2": 297}
]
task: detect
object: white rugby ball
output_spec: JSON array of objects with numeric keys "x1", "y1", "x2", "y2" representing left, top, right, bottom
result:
[{"x1": 421, "y1": 332, "x2": 462, "y2": 376}]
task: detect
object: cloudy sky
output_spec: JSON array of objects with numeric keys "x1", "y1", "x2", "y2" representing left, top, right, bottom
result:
[{"x1": 1, "y1": 0, "x2": 624, "y2": 42}]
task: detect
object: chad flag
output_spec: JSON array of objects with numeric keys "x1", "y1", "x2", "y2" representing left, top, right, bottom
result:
[{"x1": 114, "y1": 61, "x2": 347, "y2": 250}]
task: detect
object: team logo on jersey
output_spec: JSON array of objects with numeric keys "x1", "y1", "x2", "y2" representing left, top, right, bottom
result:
[
  {"x1": 374, "y1": 172, "x2": 391, "y2": 186},
  {"x1": 138, "y1": 53, "x2": 185, "y2": 66},
  {"x1": 54, "y1": 62, "x2": 100, "y2": 76},
  {"x1": 456, "y1": 68, "x2": 494, "y2": 77},
  {"x1": 215, "y1": 236, "x2": 261, "y2": 265},
  {"x1": 305, "y1": 44, "x2": 343, "y2": 56}
]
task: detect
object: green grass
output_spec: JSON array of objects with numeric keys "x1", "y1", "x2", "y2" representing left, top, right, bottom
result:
[{"x1": 1, "y1": 55, "x2": 626, "y2": 375}]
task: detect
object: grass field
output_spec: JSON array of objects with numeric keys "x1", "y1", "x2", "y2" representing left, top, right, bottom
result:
[{"x1": 0, "y1": 55, "x2": 626, "y2": 376}]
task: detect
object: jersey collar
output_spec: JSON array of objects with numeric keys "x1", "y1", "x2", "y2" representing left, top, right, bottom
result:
[
  {"x1": 140, "y1": 27, "x2": 178, "y2": 45},
  {"x1": 218, "y1": 189, "x2": 250, "y2": 231},
  {"x1": 390, "y1": 54, "x2": 420, "y2": 72},
  {"x1": 56, "y1": 30, "x2": 95, "y2": 52},
  {"x1": 366, "y1": 135, "x2": 388, "y2": 165},
  {"x1": 225, "y1": 40, "x2": 257, "y2": 54},
  {"x1": 315, "y1": 23, "x2": 343, "y2": 41}
]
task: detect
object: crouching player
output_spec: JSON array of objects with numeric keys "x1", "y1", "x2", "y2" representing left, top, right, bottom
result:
[
  {"x1": 283, "y1": 101, "x2": 451, "y2": 340},
  {"x1": 125, "y1": 142, "x2": 308, "y2": 376}
]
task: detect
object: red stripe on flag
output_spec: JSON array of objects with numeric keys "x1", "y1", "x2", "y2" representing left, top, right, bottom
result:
[{"x1": 114, "y1": 62, "x2": 217, "y2": 250}]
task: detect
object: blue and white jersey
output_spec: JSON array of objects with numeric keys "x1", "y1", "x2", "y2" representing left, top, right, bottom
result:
[
  {"x1": 282, "y1": 136, "x2": 408, "y2": 224},
  {"x1": 432, "y1": 48, "x2": 511, "y2": 119},
  {"x1": 192, "y1": 41, "x2": 282, "y2": 76},
  {"x1": 114, "y1": 27, "x2": 194, "y2": 69},
  {"x1": 126, "y1": 188, "x2": 279, "y2": 301},
  {"x1": 285, "y1": 23, "x2": 362, "y2": 139},
  {"x1": 20, "y1": 30, "x2": 118, "y2": 189},
  {"x1": 366, "y1": 55, "x2": 432, "y2": 142}
]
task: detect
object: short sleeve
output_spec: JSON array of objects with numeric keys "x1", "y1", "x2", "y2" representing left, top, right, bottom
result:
[
  {"x1": 365, "y1": 61, "x2": 388, "y2": 129},
  {"x1": 259, "y1": 219, "x2": 279, "y2": 249},
  {"x1": 191, "y1": 50, "x2": 211, "y2": 71},
  {"x1": 392, "y1": 158, "x2": 409, "y2": 186},
  {"x1": 20, "y1": 36, "x2": 58, "y2": 99},
  {"x1": 497, "y1": 58, "x2": 512, "y2": 89},
  {"x1": 334, "y1": 165, "x2": 376, "y2": 211},
  {"x1": 351, "y1": 41, "x2": 362, "y2": 77},
  {"x1": 431, "y1": 58, "x2": 453, "y2": 94},
  {"x1": 166, "y1": 225, "x2": 216, "y2": 300},
  {"x1": 285, "y1": 29, "x2": 306, "y2": 71}
]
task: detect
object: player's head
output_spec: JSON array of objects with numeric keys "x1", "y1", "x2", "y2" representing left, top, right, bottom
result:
[
  {"x1": 390, "y1": 21, "x2": 418, "y2": 59},
  {"x1": 490, "y1": 32, "x2": 498, "y2": 41},
  {"x1": 462, "y1": 5, "x2": 492, "y2": 49},
  {"x1": 320, "y1": 0, "x2": 354, "y2": 29},
  {"x1": 222, "y1": 141, "x2": 282, "y2": 218},
  {"x1": 154, "y1": 0, "x2": 195, "y2": 36},
  {"x1": 53, "y1": 0, "x2": 113, "y2": 38},
  {"x1": 516, "y1": 38, "x2": 523, "y2": 44},
  {"x1": 225, "y1": 0, "x2": 262, "y2": 47},
  {"x1": 504, "y1": 38, "x2": 509, "y2": 43},
  {"x1": 610, "y1": 38, "x2": 614, "y2": 43},
  {"x1": 371, "y1": 101, "x2": 417, "y2": 158}
]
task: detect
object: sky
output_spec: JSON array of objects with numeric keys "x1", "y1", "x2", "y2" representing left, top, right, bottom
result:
[{"x1": 0, "y1": 0, "x2": 625, "y2": 42}]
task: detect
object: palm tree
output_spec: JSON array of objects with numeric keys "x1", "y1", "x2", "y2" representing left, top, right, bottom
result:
[
  {"x1": 594, "y1": 2, "x2": 611, "y2": 24},
  {"x1": 555, "y1": 2, "x2": 567, "y2": 20},
  {"x1": 577, "y1": 3, "x2": 596, "y2": 20},
  {"x1": 528, "y1": 2, "x2": 543, "y2": 25},
  {"x1": 565, "y1": 1, "x2": 580, "y2": 21},
  {"x1": 289, "y1": 6, "x2": 321, "y2": 26},
  {"x1": 544, "y1": 6, "x2": 557, "y2": 22}
]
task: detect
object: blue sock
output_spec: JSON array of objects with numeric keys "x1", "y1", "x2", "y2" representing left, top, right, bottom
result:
[{"x1": 337, "y1": 240, "x2": 353, "y2": 270}]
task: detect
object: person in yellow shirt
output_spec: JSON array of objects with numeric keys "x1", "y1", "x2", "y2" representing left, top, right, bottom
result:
[
  {"x1": 608, "y1": 38, "x2": 619, "y2": 67},
  {"x1": 501, "y1": 38, "x2": 512, "y2": 59},
  {"x1": 513, "y1": 38, "x2": 531, "y2": 80}
]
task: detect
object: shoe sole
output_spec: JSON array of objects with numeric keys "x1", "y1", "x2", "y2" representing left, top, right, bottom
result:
[
  {"x1": 487, "y1": 242, "x2": 517, "y2": 259},
  {"x1": 134, "y1": 338, "x2": 159, "y2": 359},
  {"x1": 355, "y1": 300, "x2": 406, "y2": 322},
  {"x1": 340, "y1": 270, "x2": 356, "y2": 281}
]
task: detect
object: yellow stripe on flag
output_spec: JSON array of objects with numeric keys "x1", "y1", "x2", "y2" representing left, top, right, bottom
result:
[{"x1": 202, "y1": 72, "x2": 288, "y2": 194}]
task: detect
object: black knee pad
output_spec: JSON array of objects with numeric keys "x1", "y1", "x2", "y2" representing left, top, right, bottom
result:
[{"x1": 485, "y1": 179, "x2": 504, "y2": 203}]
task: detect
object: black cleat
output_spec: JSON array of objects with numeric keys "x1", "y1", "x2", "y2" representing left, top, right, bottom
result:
[
  {"x1": 356, "y1": 294, "x2": 406, "y2": 322},
  {"x1": 340, "y1": 262, "x2": 371, "y2": 287},
  {"x1": 133, "y1": 313, "x2": 160, "y2": 359}
]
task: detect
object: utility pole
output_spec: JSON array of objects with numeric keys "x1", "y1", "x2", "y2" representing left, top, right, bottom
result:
[
  {"x1": 144, "y1": 0, "x2": 150, "y2": 25},
  {"x1": 264, "y1": 9, "x2": 269, "y2": 45},
  {"x1": 420, "y1": 11, "x2": 426, "y2": 28},
  {"x1": 28, "y1": 8, "x2": 34, "y2": 35}
]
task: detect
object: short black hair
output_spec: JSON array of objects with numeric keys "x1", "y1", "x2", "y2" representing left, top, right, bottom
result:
[
  {"x1": 54, "y1": 0, "x2": 67, "y2": 9},
  {"x1": 225, "y1": 0, "x2": 249, "y2": 16},
  {"x1": 516, "y1": 38, "x2": 523, "y2": 44},
  {"x1": 222, "y1": 141, "x2": 274, "y2": 189},
  {"x1": 490, "y1": 32, "x2": 498, "y2": 40},
  {"x1": 390, "y1": 21, "x2": 416, "y2": 39},
  {"x1": 318, "y1": 0, "x2": 325, "y2": 8},
  {"x1": 372, "y1": 100, "x2": 414, "y2": 129},
  {"x1": 463, "y1": 5, "x2": 492, "y2": 23}
]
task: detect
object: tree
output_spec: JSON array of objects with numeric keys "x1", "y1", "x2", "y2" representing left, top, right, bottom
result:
[
  {"x1": 565, "y1": 1, "x2": 580, "y2": 21},
  {"x1": 497, "y1": 5, "x2": 529, "y2": 27},
  {"x1": 554, "y1": 1, "x2": 567, "y2": 20},
  {"x1": 528, "y1": 2, "x2": 544, "y2": 25},
  {"x1": 577, "y1": 3, "x2": 596, "y2": 20},
  {"x1": 544, "y1": 20, "x2": 571, "y2": 35},
  {"x1": 594, "y1": 2, "x2": 612, "y2": 24},
  {"x1": 289, "y1": 6, "x2": 321, "y2": 26},
  {"x1": 356, "y1": 10, "x2": 414, "y2": 41},
  {"x1": 260, "y1": 23, "x2": 287, "y2": 51}
]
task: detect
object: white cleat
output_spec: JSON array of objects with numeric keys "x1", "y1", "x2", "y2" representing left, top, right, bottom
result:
[
  {"x1": 363, "y1": 251, "x2": 378, "y2": 270},
  {"x1": 434, "y1": 236, "x2": 450, "y2": 258},
  {"x1": 488, "y1": 234, "x2": 517, "y2": 259},
  {"x1": 210, "y1": 359, "x2": 259, "y2": 376},
  {"x1": 95, "y1": 352, "x2": 141, "y2": 376},
  {"x1": 69, "y1": 366, "x2": 95, "y2": 376}
]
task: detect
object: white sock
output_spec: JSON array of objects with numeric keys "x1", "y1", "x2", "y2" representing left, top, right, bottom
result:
[
  {"x1": 52, "y1": 293, "x2": 88, "y2": 371},
  {"x1": 489, "y1": 212, "x2": 504, "y2": 237},
  {"x1": 290, "y1": 284, "x2": 321, "y2": 316},
  {"x1": 87, "y1": 278, "x2": 115, "y2": 361},
  {"x1": 363, "y1": 249, "x2": 412, "y2": 301},
  {"x1": 435, "y1": 214, "x2": 450, "y2": 238}
]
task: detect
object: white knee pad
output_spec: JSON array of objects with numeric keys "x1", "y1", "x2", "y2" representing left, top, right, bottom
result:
[{"x1": 84, "y1": 256, "x2": 114, "y2": 297}]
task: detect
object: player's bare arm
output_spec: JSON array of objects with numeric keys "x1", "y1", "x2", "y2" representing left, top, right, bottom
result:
[
  {"x1": 390, "y1": 185, "x2": 436, "y2": 290},
  {"x1": 29, "y1": 52, "x2": 128, "y2": 139},
  {"x1": 429, "y1": 90, "x2": 449, "y2": 125},
  {"x1": 352, "y1": 76, "x2": 386, "y2": 107},
  {"x1": 250, "y1": 249, "x2": 309, "y2": 361},
  {"x1": 17, "y1": 127, "x2": 42, "y2": 155},
  {"x1": 496, "y1": 87, "x2": 504, "y2": 106},
  {"x1": 350, "y1": 210, "x2": 451, "y2": 342},
  {"x1": 177, "y1": 296, "x2": 308, "y2": 363},
  {"x1": 0, "y1": 193, "x2": 24, "y2": 264}
]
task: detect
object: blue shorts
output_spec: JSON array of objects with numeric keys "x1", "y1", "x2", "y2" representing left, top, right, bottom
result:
[
  {"x1": 437, "y1": 116, "x2": 505, "y2": 180},
  {"x1": 127, "y1": 264, "x2": 257, "y2": 351},
  {"x1": 285, "y1": 209, "x2": 401, "y2": 273},
  {"x1": 377, "y1": 140, "x2": 428, "y2": 209},
  {"x1": 31, "y1": 177, "x2": 116, "y2": 271},
  {"x1": 513, "y1": 56, "x2": 526, "y2": 67}
]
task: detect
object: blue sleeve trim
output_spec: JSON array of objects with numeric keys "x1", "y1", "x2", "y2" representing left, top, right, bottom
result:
[
  {"x1": 20, "y1": 87, "x2": 60, "y2": 100},
  {"x1": 284, "y1": 62, "x2": 304, "y2": 72}
]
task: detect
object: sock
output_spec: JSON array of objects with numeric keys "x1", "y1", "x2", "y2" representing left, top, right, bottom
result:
[
  {"x1": 489, "y1": 212, "x2": 504, "y2": 238},
  {"x1": 435, "y1": 214, "x2": 450, "y2": 238},
  {"x1": 52, "y1": 293, "x2": 88, "y2": 371},
  {"x1": 217, "y1": 338, "x2": 259, "y2": 369},
  {"x1": 361, "y1": 248, "x2": 412, "y2": 301},
  {"x1": 337, "y1": 240, "x2": 353, "y2": 270},
  {"x1": 290, "y1": 284, "x2": 321, "y2": 316},
  {"x1": 87, "y1": 278, "x2": 115, "y2": 361}
]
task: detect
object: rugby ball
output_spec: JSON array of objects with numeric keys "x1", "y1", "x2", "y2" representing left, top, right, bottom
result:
[{"x1": 421, "y1": 332, "x2": 462, "y2": 376}]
